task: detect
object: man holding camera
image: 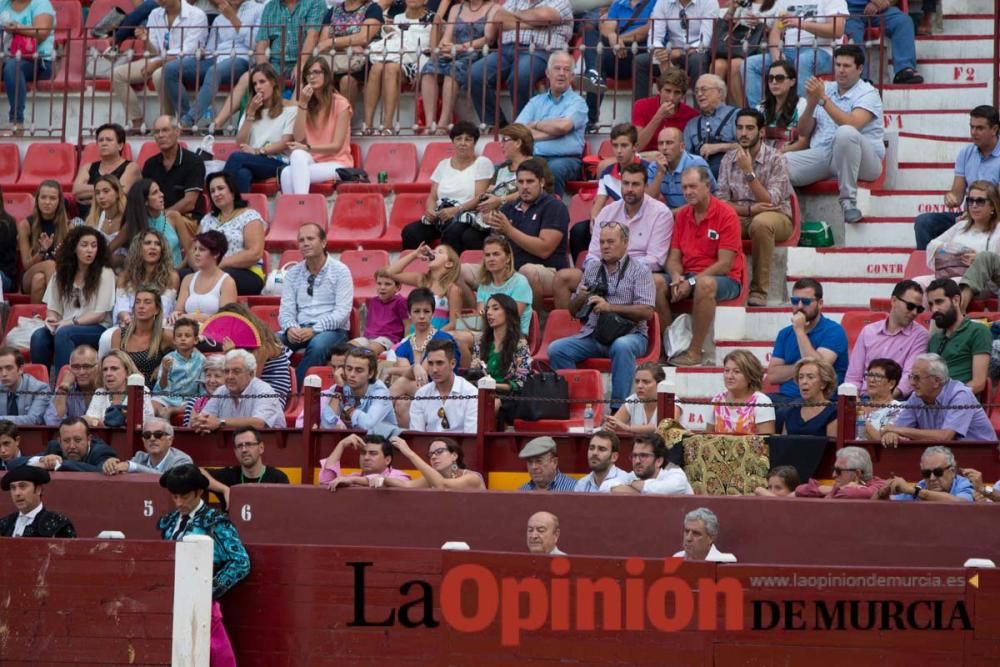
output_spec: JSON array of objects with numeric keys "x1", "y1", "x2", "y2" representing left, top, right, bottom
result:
[{"x1": 549, "y1": 223, "x2": 655, "y2": 411}]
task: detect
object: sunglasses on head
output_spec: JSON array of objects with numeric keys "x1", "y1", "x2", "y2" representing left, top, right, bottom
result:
[
  {"x1": 767, "y1": 74, "x2": 789, "y2": 83},
  {"x1": 897, "y1": 298, "x2": 925, "y2": 314},
  {"x1": 790, "y1": 296, "x2": 814, "y2": 306},
  {"x1": 920, "y1": 465, "x2": 953, "y2": 479},
  {"x1": 437, "y1": 406, "x2": 451, "y2": 430},
  {"x1": 142, "y1": 430, "x2": 167, "y2": 440}
]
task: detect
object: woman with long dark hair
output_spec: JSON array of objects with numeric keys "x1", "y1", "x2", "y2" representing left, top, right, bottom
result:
[
  {"x1": 758, "y1": 60, "x2": 808, "y2": 151},
  {"x1": 122, "y1": 178, "x2": 190, "y2": 268},
  {"x1": 280, "y1": 56, "x2": 354, "y2": 194},
  {"x1": 16, "y1": 179, "x2": 80, "y2": 302},
  {"x1": 198, "y1": 171, "x2": 267, "y2": 295},
  {"x1": 30, "y1": 225, "x2": 115, "y2": 372},
  {"x1": 86, "y1": 174, "x2": 128, "y2": 267},
  {"x1": 381, "y1": 436, "x2": 486, "y2": 490},
  {"x1": 223, "y1": 63, "x2": 297, "y2": 194},
  {"x1": 471, "y1": 293, "x2": 531, "y2": 425}
]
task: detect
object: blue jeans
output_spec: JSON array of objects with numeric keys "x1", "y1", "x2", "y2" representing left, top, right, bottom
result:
[
  {"x1": 914, "y1": 211, "x2": 958, "y2": 250},
  {"x1": 845, "y1": 7, "x2": 917, "y2": 78},
  {"x1": 4, "y1": 58, "x2": 51, "y2": 123},
  {"x1": 224, "y1": 151, "x2": 286, "y2": 194},
  {"x1": 30, "y1": 324, "x2": 106, "y2": 376},
  {"x1": 548, "y1": 332, "x2": 647, "y2": 409},
  {"x1": 279, "y1": 329, "x2": 348, "y2": 387},
  {"x1": 115, "y1": 0, "x2": 158, "y2": 45},
  {"x1": 162, "y1": 56, "x2": 249, "y2": 124},
  {"x1": 469, "y1": 50, "x2": 548, "y2": 127},
  {"x1": 744, "y1": 48, "x2": 833, "y2": 108},
  {"x1": 541, "y1": 156, "x2": 582, "y2": 197}
]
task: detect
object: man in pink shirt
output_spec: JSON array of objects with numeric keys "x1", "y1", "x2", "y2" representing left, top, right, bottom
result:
[
  {"x1": 320, "y1": 433, "x2": 412, "y2": 490},
  {"x1": 844, "y1": 280, "x2": 930, "y2": 397},
  {"x1": 794, "y1": 446, "x2": 886, "y2": 499}
]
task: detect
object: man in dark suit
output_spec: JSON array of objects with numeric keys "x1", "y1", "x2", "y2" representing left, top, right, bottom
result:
[
  {"x1": 7, "y1": 417, "x2": 117, "y2": 473},
  {"x1": 0, "y1": 465, "x2": 76, "y2": 537}
]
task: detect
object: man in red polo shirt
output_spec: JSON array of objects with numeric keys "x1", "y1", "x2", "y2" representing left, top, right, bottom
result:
[{"x1": 665, "y1": 166, "x2": 745, "y2": 367}]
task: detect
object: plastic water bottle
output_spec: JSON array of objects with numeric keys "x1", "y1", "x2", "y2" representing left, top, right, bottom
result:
[
  {"x1": 583, "y1": 403, "x2": 595, "y2": 433},
  {"x1": 855, "y1": 402, "x2": 867, "y2": 440}
]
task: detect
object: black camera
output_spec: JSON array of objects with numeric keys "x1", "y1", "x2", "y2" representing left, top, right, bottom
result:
[{"x1": 576, "y1": 280, "x2": 608, "y2": 320}]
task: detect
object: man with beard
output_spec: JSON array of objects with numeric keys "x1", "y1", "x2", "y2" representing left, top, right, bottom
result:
[
  {"x1": 766, "y1": 278, "x2": 848, "y2": 403},
  {"x1": 608, "y1": 433, "x2": 693, "y2": 495},
  {"x1": 925, "y1": 279, "x2": 991, "y2": 395},
  {"x1": 845, "y1": 280, "x2": 931, "y2": 398},
  {"x1": 202, "y1": 426, "x2": 289, "y2": 510},
  {"x1": 574, "y1": 430, "x2": 628, "y2": 492},
  {"x1": 716, "y1": 108, "x2": 794, "y2": 308},
  {"x1": 553, "y1": 163, "x2": 673, "y2": 330}
]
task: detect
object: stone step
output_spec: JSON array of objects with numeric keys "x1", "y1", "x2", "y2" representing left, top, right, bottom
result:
[
  {"x1": 785, "y1": 276, "x2": 899, "y2": 306},
  {"x1": 881, "y1": 59, "x2": 994, "y2": 85},
  {"x1": 786, "y1": 247, "x2": 912, "y2": 279},
  {"x1": 895, "y1": 164, "x2": 954, "y2": 189},
  {"x1": 942, "y1": 0, "x2": 991, "y2": 13},
  {"x1": 938, "y1": 15, "x2": 994, "y2": 35},
  {"x1": 897, "y1": 133, "x2": 969, "y2": 163},
  {"x1": 864, "y1": 189, "x2": 958, "y2": 218},
  {"x1": 882, "y1": 110, "x2": 971, "y2": 135},
  {"x1": 914, "y1": 35, "x2": 994, "y2": 60},
  {"x1": 881, "y1": 82, "x2": 992, "y2": 110},
  {"x1": 714, "y1": 340, "x2": 773, "y2": 367},
  {"x1": 740, "y1": 307, "x2": 849, "y2": 340},
  {"x1": 844, "y1": 218, "x2": 915, "y2": 247}
]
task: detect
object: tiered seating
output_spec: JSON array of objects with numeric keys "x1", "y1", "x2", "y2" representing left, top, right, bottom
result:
[
  {"x1": 265, "y1": 194, "x2": 327, "y2": 252},
  {"x1": 327, "y1": 192, "x2": 386, "y2": 250},
  {"x1": 11, "y1": 143, "x2": 75, "y2": 191}
]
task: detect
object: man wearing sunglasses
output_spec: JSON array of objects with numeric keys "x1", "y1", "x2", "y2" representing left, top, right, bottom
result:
[
  {"x1": 101, "y1": 417, "x2": 193, "y2": 476},
  {"x1": 879, "y1": 353, "x2": 994, "y2": 449},
  {"x1": 794, "y1": 446, "x2": 886, "y2": 499},
  {"x1": 844, "y1": 280, "x2": 930, "y2": 398},
  {"x1": 925, "y1": 278, "x2": 991, "y2": 396},
  {"x1": 767, "y1": 278, "x2": 848, "y2": 402},
  {"x1": 874, "y1": 445, "x2": 975, "y2": 502}
]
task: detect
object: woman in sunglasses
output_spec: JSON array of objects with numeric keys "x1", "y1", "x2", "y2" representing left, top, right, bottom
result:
[
  {"x1": 380, "y1": 436, "x2": 485, "y2": 490},
  {"x1": 758, "y1": 60, "x2": 807, "y2": 152},
  {"x1": 923, "y1": 180, "x2": 1000, "y2": 287},
  {"x1": 171, "y1": 231, "x2": 238, "y2": 325},
  {"x1": 30, "y1": 226, "x2": 116, "y2": 374}
]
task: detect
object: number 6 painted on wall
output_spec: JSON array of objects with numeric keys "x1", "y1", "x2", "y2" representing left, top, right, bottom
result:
[{"x1": 240, "y1": 504, "x2": 252, "y2": 522}]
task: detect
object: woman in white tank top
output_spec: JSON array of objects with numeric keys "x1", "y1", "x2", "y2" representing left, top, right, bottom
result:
[{"x1": 168, "y1": 231, "x2": 238, "y2": 324}]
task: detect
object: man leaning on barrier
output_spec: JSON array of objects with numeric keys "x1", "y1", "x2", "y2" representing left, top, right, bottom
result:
[
  {"x1": 874, "y1": 445, "x2": 975, "y2": 502},
  {"x1": 102, "y1": 417, "x2": 194, "y2": 476},
  {"x1": 191, "y1": 349, "x2": 287, "y2": 433},
  {"x1": 201, "y1": 425, "x2": 289, "y2": 508}
]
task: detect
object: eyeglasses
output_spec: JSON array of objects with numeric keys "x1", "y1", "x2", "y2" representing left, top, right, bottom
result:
[
  {"x1": 437, "y1": 406, "x2": 451, "y2": 430},
  {"x1": 833, "y1": 467, "x2": 858, "y2": 476},
  {"x1": 897, "y1": 299, "x2": 925, "y2": 314},
  {"x1": 967, "y1": 197, "x2": 989, "y2": 206},
  {"x1": 306, "y1": 273, "x2": 316, "y2": 297},
  {"x1": 306, "y1": 68, "x2": 324, "y2": 77},
  {"x1": 499, "y1": 136, "x2": 513, "y2": 144},
  {"x1": 767, "y1": 74, "x2": 789, "y2": 83},
  {"x1": 70, "y1": 363, "x2": 96, "y2": 371},
  {"x1": 428, "y1": 447, "x2": 448, "y2": 458},
  {"x1": 863, "y1": 372, "x2": 887, "y2": 380},
  {"x1": 632, "y1": 451, "x2": 654, "y2": 459},
  {"x1": 908, "y1": 372, "x2": 929, "y2": 383},
  {"x1": 234, "y1": 441, "x2": 260, "y2": 450},
  {"x1": 920, "y1": 465, "x2": 953, "y2": 479},
  {"x1": 142, "y1": 430, "x2": 168, "y2": 440},
  {"x1": 790, "y1": 296, "x2": 814, "y2": 306}
]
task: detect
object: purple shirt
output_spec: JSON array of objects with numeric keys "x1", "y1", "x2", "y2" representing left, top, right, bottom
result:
[
  {"x1": 893, "y1": 380, "x2": 996, "y2": 441},
  {"x1": 364, "y1": 294, "x2": 409, "y2": 344},
  {"x1": 844, "y1": 318, "x2": 930, "y2": 396},
  {"x1": 587, "y1": 195, "x2": 674, "y2": 273}
]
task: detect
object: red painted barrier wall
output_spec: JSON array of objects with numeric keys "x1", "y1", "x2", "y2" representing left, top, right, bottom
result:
[{"x1": 0, "y1": 538, "x2": 174, "y2": 665}]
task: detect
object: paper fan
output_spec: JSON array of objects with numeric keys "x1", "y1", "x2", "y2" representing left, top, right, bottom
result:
[{"x1": 200, "y1": 313, "x2": 263, "y2": 349}]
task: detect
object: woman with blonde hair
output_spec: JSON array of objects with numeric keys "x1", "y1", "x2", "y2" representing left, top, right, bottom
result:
[
  {"x1": 475, "y1": 234, "x2": 533, "y2": 335},
  {"x1": 110, "y1": 285, "x2": 173, "y2": 387},
  {"x1": 85, "y1": 349, "x2": 155, "y2": 428},
  {"x1": 783, "y1": 356, "x2": 838, "y2": 437},
  {"x1": 708, "y1": 349, "x2": 775, "y2": 434},
  {"x1": 923, "y1": 180, "x2": 1000, "y2": 287},
  {"x1": 85, "y1": 175, "x2": 128, "y2": 266}
]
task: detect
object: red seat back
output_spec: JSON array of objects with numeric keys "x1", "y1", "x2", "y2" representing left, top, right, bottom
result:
[
  {"x1": 339, "y1": 249, "x2": 390, "y2": 301},
  {"x1": 841, "y1": 311, "x2": 887, "y2": 352},
  {"x1": 243, "y1": 193, "x2": 269, "y2": 222},
  {"x1": 22, "y1": 363, "x2": 49, "y2": 384},
  {"x1": 17, "y1": 143, "x2": 76, "y2": 190},
  {"x1": 533, "y1": 310, "x2": 582, "y2": 363},
  {"x1": 305, "y1": 366, "x2": 337, "y2": 389},
  {"x1": 904, "y1": 251, "x2": 927, "y2": 280},
  {"x1": 328, "y1": 193, "x2": 387, "y2": 250},
  {"x1": 364, "y1": 143, "x2": 417, "y2": 184},
  {"x1": 249, "y1": 305, "x2": 280, "y2": 332},
  {"x1": 416, "y1": 143, "x2": 455, "y2": 182},
  {"x1": 481, "y1": 141, "x2": 504, "y2": 164},
  {"x1": 51, "y1": 0, "x2": 83, "y2": 43},
  {"x1": 212, "y1": 142, "x2": 240, "y2": 163},
  {"x1": 266, "y1": 194, "x2": 328, "y2": 252},
  {"x1": 0, "y1": 144, "x2": 20, "y2": 185},
  {"x1": 3, "y1": 191, "x2": 34, "y2": 221}
]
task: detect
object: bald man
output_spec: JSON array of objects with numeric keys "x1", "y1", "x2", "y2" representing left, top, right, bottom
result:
[
  {"x1": 646, "y1": 127, "x2": 716, "y2": 213},
  {"x1": 526, "y1": 511, "x2": 565, "y2": 556}
]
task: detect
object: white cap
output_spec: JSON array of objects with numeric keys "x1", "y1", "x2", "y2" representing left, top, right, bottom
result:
[{"x1": 441, "y1": 541, "x2": 471, "y2": 551}]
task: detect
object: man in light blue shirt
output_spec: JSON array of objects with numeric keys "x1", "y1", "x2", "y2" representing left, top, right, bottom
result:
[
  {"x1": 278, "y1": 223, "x2": 354, "y2": 386},
  {"x1": 574, "y1": 430, "x2": 628, "y2": 492},
  {"x1": 786, "y1": 44, "x2": 884, "y2": 224},
  {"x1": 515, "y1": 51, "x2": 588, "y2": 196},
  {"x1": 320, "y1": 347, "x2": 397, "y2": 430},
  {"x1": 0, "y1": 347, "x2": 50, "y2": 426},
  {"x1": 646, "y1": 126, "x2": 715, "y2": 211},
  {"x1": 875, "y1": 445, "x2": 976, "y2": 503}
]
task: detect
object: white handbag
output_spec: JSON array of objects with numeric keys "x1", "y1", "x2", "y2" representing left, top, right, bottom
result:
[
  {"x1": 5, "y1": 316, "x2": 47, "y2": 349},
  {"x1": 262, "y1": 262, "x2": 298, "y2": 296}
]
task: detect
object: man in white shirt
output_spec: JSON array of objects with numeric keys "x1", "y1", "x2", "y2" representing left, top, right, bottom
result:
[
  {"x1": 743, "y1": 0, "x2": 849, "y2": 107},
  {"x1": 608, "y1": 433, "x2": 693, "y2": 494},
  {"x1": 787, "y1": 44, "x2": 885, "y2": 223},
  {"x1": 409, "y1": 339, "x2": 479, "y2": 433},
  {"x1": 112, "y1": 0, "x2": 209, "y2": 133},
  {"x1": 0, "y1": 466, "x2": 76, "y2": 538},
  {"x1": 672, "y1": 507, "x2": 737, "y2": 561},
  {"x1": 191, "y1": 349, "x2": 287, "y2": 431},
  {"x1": 636, "y1": 0, "x2": 718, "y2": 98},
  {"x1": 574, "y1": 429, "x2": 629, "y2": 492},
  {"x1": 526, "y1": 511, "x2": 566, "y2": 555}
]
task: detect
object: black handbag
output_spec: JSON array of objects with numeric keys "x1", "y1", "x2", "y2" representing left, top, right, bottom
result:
[
  {"x1": 515, "y1": 363, "x2": 570, "y2": 421},
  {"x1": 594, "y1": 311, "x2": 637, "y2": 346},
  {"x1": 711, "y1": 17, "x2": 766, "y2": 60}
]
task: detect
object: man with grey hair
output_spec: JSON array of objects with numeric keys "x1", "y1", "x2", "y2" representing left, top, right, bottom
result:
[
  {"x1": 880, "y1": 353, "x2": 994, "y2": 447},
  {"x1": 101, "y1": 417, "x2": 193, "y2": 475},
  {"x1": 665, "y1": 166, "x2": 746, "y2": 367},
  {"x1": 795, "y1": 446, "x2": 887, "y2": 499},
  {"x1": 141, "y1": 114, "x2": 207, "y2": 220},
  {"x1": 875, "y1": 445, "x2": 975, "y2": 502},
  {"x1": 513, "y1": 51, "x2": 588, "y2": 196},
  {"x1": 682, "y1": 74, "x2": 739, "y2": 179},
  {"x1": 191, "y1": 349, "x2": 287, "y2": 433},
  {"x1": 526, "y1": 511, "x2": 565, "y2": 555},
  {"x1": 672, "y1": 507, "x2": 737, "y2": 562}
]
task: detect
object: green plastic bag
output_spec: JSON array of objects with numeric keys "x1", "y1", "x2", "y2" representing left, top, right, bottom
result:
[{"x1": 799, "y1": 220, "x2": 834, "y2": 247}]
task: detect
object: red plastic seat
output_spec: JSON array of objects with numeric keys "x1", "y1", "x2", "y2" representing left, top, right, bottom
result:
[
  {"x1": 0, "y1": 144, "x2": 20, "y2": 186},
  {"x1": 278, "y1": 249, "x2": 303, "y2": 267},
  {"x1": 580, "y1": 313, "x2": 662, "y2": 372},
  {"x1": 243, "y1": 193, "x2": 269, "y2": 221},
  {"x1": 364, "y1": 143, "x2": 417, "y2": 185},
  {"x1": 841, "y1": 311, "x2": 888, "y2": 353},
  {"x1": 417, "y1": 142, "x2": 454, "y2": 183},
  {"x1": 800, "y1": 158, "x2": 886, "y2": 195},
  {"x1": 305, "y1": 365, "x2": 337, "y2": 389},
  {"x1": 527, "y1": 310, "x2": 541, "y2": 356},
  {"x1": 212, "y1": 142, "x2": 240, "y2": 163},
  {"x1": 3, "y1": 191, "x2": 34, "y2": 221},
  {"x1": 368, "y1": 192, "x2": 426, "y2": 251},
  {"x1": 340, "y1": 249, "x2": 390, "y2": 302},
  {"x1": 459, "y1": 249, "x2": 483, "y2": 265},
  {"x1": 265, "y1": 194, "x2": 328, "y2": 252},
  {"x1": 482, "y1": 141, "x2": 504, "y2": 164},
  {"x1": 532, "y1": 310, "x2": 582, "y2": 365},
  {"x1": 80, "y1": 140, "x2": 134, "y2": 164},
  {"x1": 903, "y1": 250, "x2": 927, "y2": 279},
  {"x1": 327, "y1": 193, "x2": 387, "y2": 250},
  {"x1": 741, "y1": 192, "x2": 802, "y2": 253},
  {"x1": 283, "y1": 372, "x2": 300, "y2": 423},
  {"x1": 12, "y1": 143, "x2": 76, "y2": 191},
  {"x1": 34, "y1": 39, "x2": 86, "y2": 92},
  {"x1": 568, "y1": 191, "x2": 594, "y2": 222},
  {"x1": 51, "y1": 0, "x2": 83, "y2": 45},
  {"x1": 22, "y1": 363, "x2": 49, "y2": 384},
  {"x1": 513, "y1": 369, "x2": 605, "y2": 432},
  {"x1": 249, "y1": 305, "x2": 280, "y2": 332},
  {"x1": 137, "y1": 141, "x2": 188, "y2": 168}
]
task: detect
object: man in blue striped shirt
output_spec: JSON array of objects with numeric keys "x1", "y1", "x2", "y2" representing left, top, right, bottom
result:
[
  {"x1": 518, "y1": 437, "x2": 578, "y2": 491},
  {"x1": 278, "y1": 224, "x2": 354, "y2": 386}
]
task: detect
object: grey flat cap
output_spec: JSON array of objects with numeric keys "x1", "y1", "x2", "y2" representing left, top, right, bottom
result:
[{"x1": 519, "y1": 436, "x2": 557, "y2": 459}]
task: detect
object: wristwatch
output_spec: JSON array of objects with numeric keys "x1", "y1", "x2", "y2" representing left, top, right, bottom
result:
[
  {"x1": 744, "y1": 172, "x2": 757, "y2": 183},
  {"x1": 219, "y1": 418, "x2": 227, "y2": 429},
  {"x1": 912, "y1": 486, "x2": 921, "y2": 499},
  {"x1": 984, "y1": 484, "x2": 995, "y2": 496},
  {"x1": 818, "y1": 97, "x2": 828, "y2": 107},
  {"x1": 686, "y1": 276, "x2": 697, "y2": 289}
]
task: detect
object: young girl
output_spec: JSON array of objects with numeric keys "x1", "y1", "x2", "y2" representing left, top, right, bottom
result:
[
  {"x1": 350, "y1": 268, "x2": 410, "y2": 355},
  {"x1": 604, "y1": 362, "x2": 664, "y2": 434},
  {"x1": 385, "y1": 242, "x2": 472, "y2": 362},
  {"x1": 152, "y1": 318, "x2": 206, "y2": 419},
  {"x1": 85, "y1": 175, "x2": 128, "y2": 267},
  {"x1": 17, "y1": 180, "x2": 81, "y2": 303}
]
